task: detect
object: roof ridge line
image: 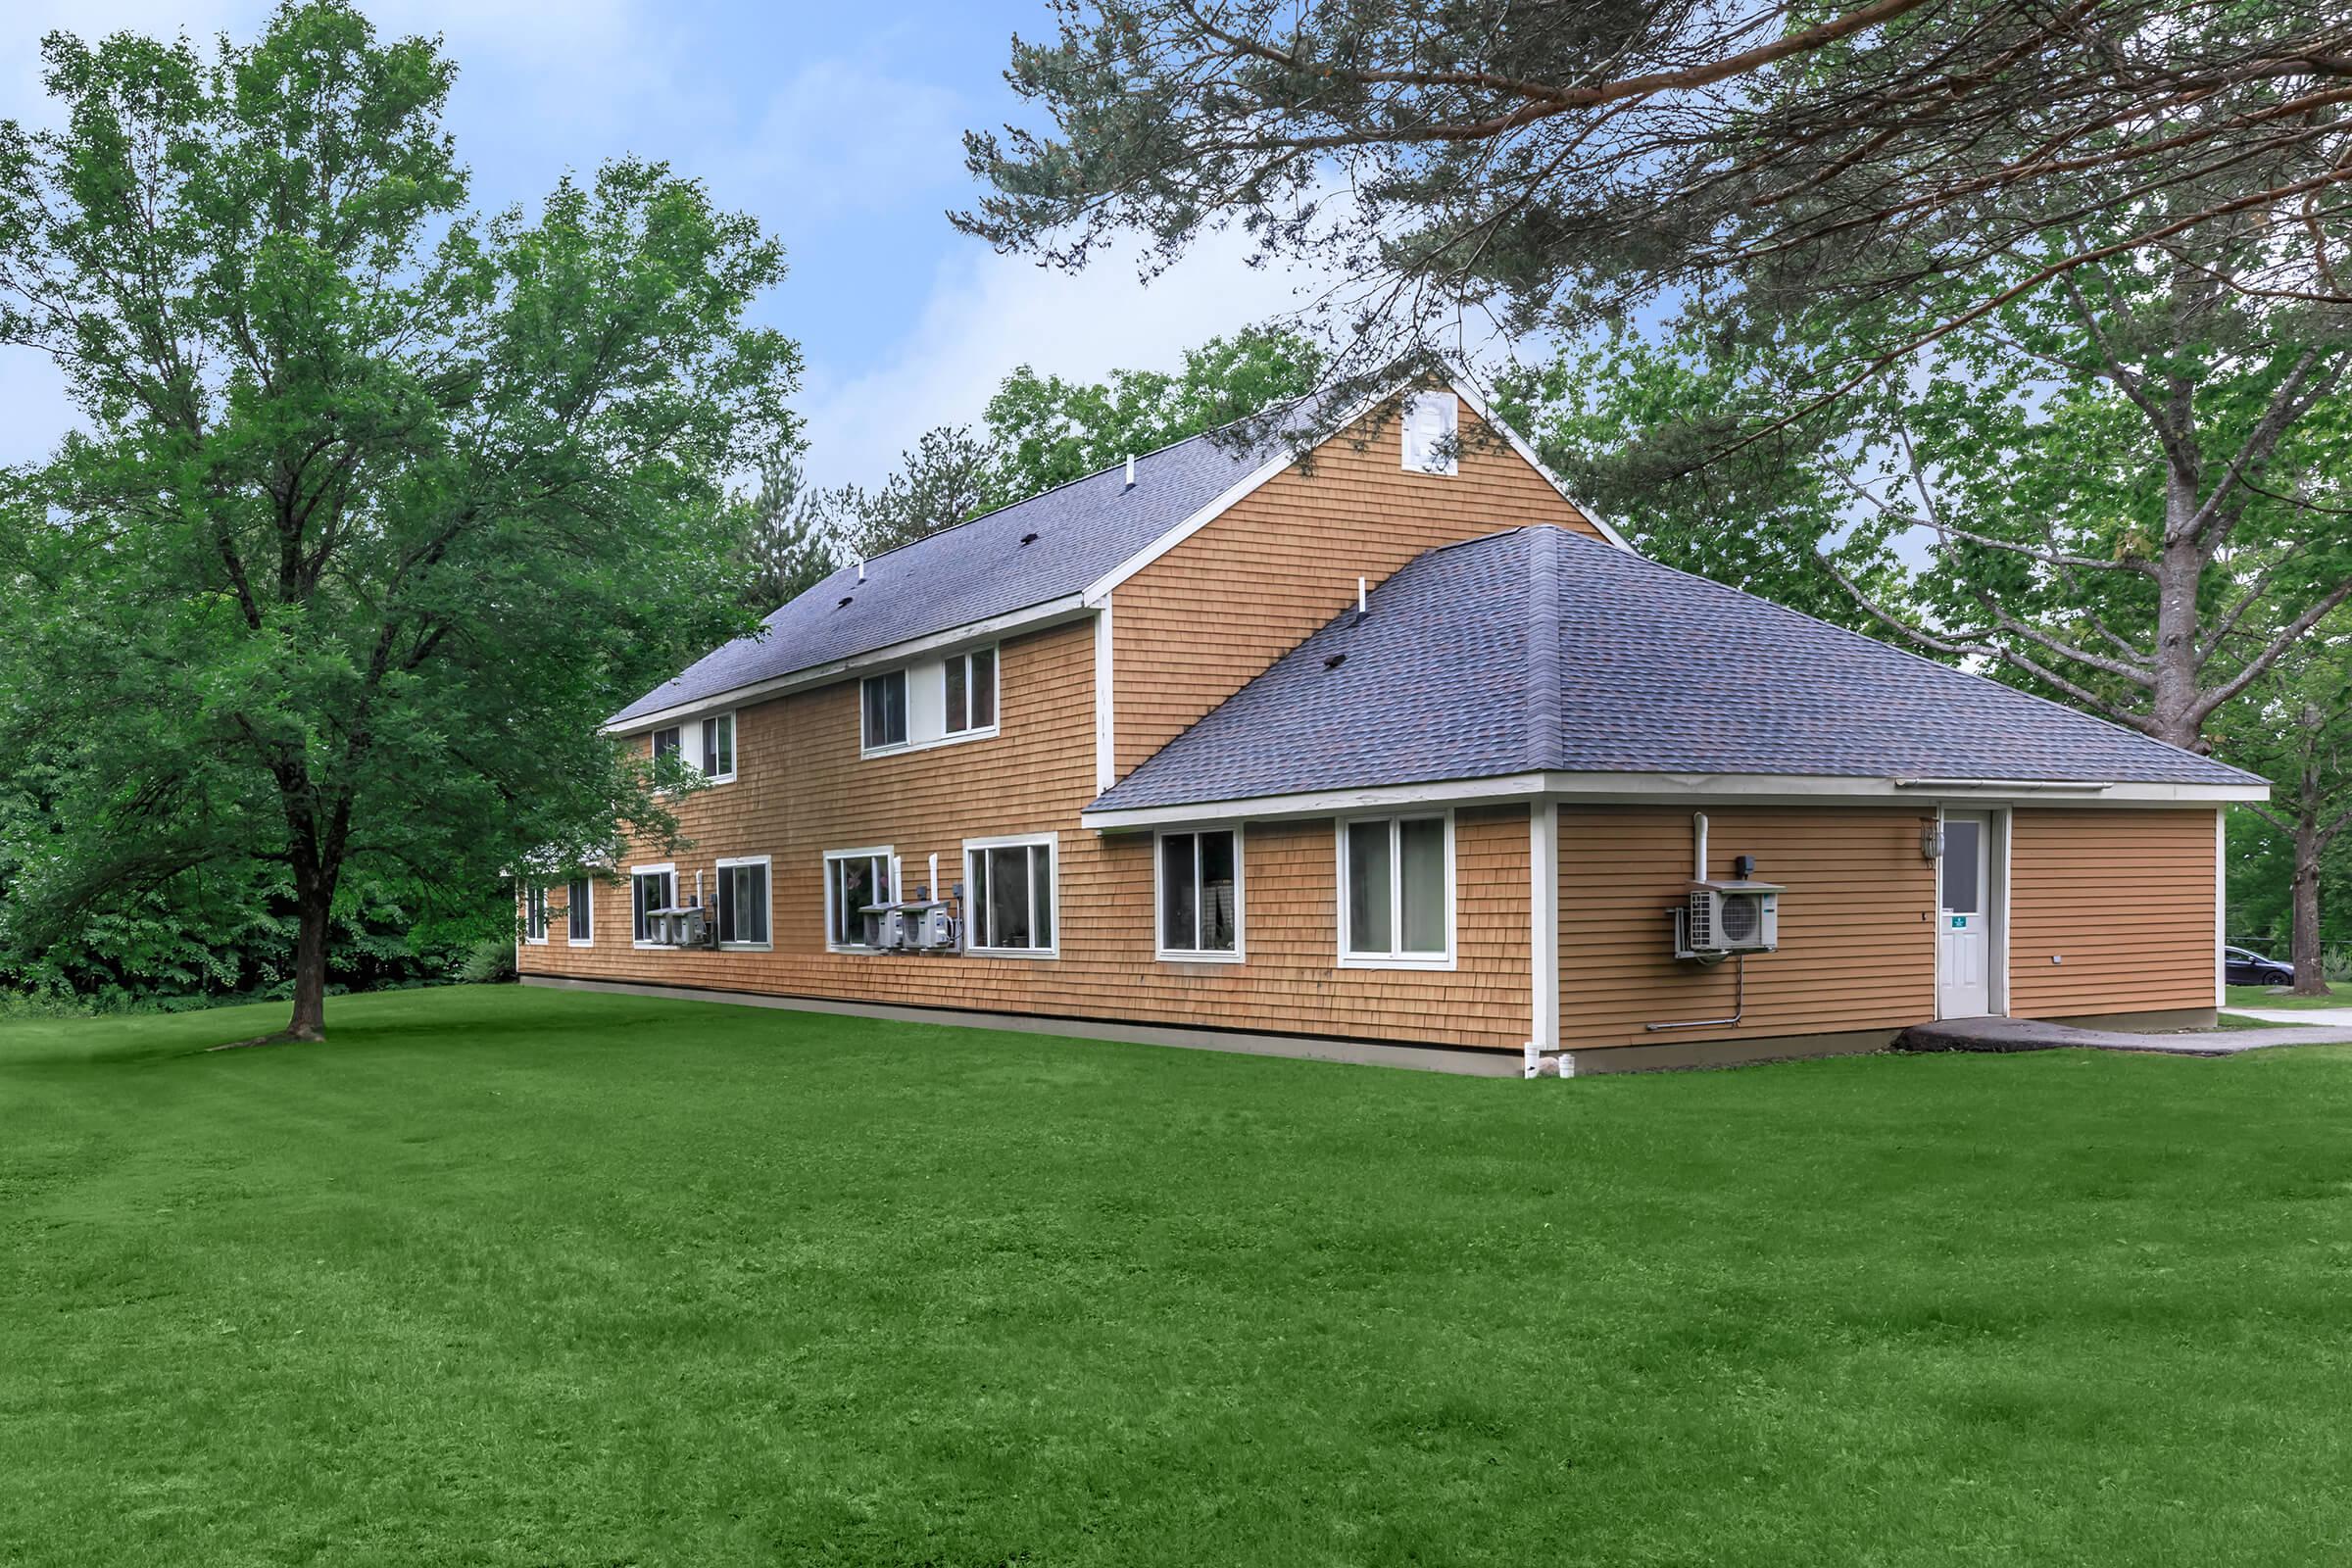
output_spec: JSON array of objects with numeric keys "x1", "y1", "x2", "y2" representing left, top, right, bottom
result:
[{"x1": 1524, "y1": 525, "x2": 1563, "y2": 772}]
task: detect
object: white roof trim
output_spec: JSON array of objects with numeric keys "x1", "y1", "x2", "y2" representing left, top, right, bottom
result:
[
  {"x1": 605, "y1": 595, "x2": 1088, "y2": 736},
  {"x1": 1079, "y1": 769, "x2": 2267, "y2": 829},
  {"x1": 612, "y1": 374, "x2": 1627, "y2": 733},
  {"x1": 1080, "y1": 375, "x2": 1632, "y2": 608},
  {"x1": 1446, "y1": 377, "x2": 1635, "y2": 552}
]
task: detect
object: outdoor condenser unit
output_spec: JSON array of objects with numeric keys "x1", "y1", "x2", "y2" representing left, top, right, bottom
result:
[
  {"x1": 647, "y1": 904, "x2": 712, "y2": 949},
  {"x1": 1675, "y1": 878, "x2": 1784, "y2": 959}
]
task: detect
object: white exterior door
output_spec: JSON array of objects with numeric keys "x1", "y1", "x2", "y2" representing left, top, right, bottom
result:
[{"x1": 1937, "y1": 810, "x2": 1992, "y2": 1018}]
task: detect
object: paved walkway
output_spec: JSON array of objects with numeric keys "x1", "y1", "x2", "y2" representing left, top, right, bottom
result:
[
  {"x1": 2225, "y1": 1004, "x2": 2352, "y2": 1030},
  {"x1": 1897, "y1": 1015, "x2": 2352, "y2": 1057}
]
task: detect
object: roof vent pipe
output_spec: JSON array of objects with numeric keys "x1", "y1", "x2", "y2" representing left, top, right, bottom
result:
[
  {"x1": 1124, "y1": 453, "x2": 1136, "y2": 488},
  {"x1": 1692, "y1": 812, "x2": 1709, "y2": 882},
  {"x1": 1357, "y1": 576, "x2": 1368, "y2": 616},
  {"x1": 856, "y1": 559, "x2": 866, "y2": 583}
]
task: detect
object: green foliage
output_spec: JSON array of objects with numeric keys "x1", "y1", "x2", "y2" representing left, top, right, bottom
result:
[
  {"x1": 729, "y1": 447, "x2": 843, "y2": 613},
  {"x1": 982, "y1": 326, "x2": 1324, "y2": 500},
  {"x1": 0, "y1": 2, "x2": 798, "y2": 1031},
  {"x1": 454, "y1": 934, "x2": 518, "y2": 985}
]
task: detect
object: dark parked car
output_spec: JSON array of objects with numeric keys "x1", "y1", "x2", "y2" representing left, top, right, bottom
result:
[{"x1": 2224, "y1": 946, "x2": 2294, "y2": 987}]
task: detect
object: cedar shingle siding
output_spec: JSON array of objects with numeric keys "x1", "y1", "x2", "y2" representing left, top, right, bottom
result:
[{"x1": 525, "y1": 399, "x2": 2243, "y2": 1059}]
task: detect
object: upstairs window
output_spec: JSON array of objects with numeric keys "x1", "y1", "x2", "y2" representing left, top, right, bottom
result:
[
  {"x1": 862, "y1": 670, "x2": 907, "y2": 751},
  {"x1": 825, "y1": 848, "x2": 894, "y2": 950},
  {"x1": 715, "y1": 856, "x2": 770, "y2": 948},
  {"x1": 1340, "y1": 814, "x2": 1453, "y2": 967},
  {"x1": 1158, "y1": 829, "x2": 1241, "y2": 959},
  {"x1": 651, "y1": 725, "x2": 682, "y2": 762},
  {"x1": 966, "y1": 835, "x2": 1055, "y2": 956},
  {"x1": 631, "y1": 863, "x2": 676, "y2": 945},
  {"x1": 945, "y1": 648, "x2": 998, "y2": 735},
  {"x1": 566, "y1": 877, "x2": 594, "y2": 945},
  {"x1": 522, "y1": 884, "x2": 549, "y2": 945},
  {"x1": 1401, "y1": 390, "x2": 1459, "y2": 476},
  {"x1": 701, "y1": 713, "x2": 735, "y2": 782}
]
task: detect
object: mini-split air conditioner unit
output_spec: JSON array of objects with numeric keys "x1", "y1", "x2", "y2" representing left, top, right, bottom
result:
[{"x1": 1675, "y1": 878, "x2": 1783, "y2": 959}]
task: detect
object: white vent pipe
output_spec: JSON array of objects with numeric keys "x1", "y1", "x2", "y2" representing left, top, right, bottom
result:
[
  {"x1": 1124, "y1": 453, "x2": 1136, "y2": 487},
  {"x1": 1692, "y1": 812, "x2": 1709, "y2": 882},
  {"x1": 1357, "y1": 576, "x2": 1368, "y2": 615}
]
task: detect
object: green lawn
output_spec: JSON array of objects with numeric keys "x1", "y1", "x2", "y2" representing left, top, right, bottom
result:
[
  {"x1": 2227, "y1": 980, "x2": 2352, "y2": 1009},
  {"x1": 7, "y1": 986, "x2": 2352, "y2": 1565}
]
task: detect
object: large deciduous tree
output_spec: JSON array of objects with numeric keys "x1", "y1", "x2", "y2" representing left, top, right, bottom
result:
[
  {"x1": 0, "y1": 3, "x2": 797, "y2": 1041},
  {"x1": 2218, "y1": 627, "x2": 2352, "y2": 993},
  {"x1": 1505, "y1": 225, "x2": 2352, "y2": 755}
]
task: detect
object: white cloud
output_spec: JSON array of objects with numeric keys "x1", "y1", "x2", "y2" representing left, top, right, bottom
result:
[
  {"x1": 727, "y1": 58, "x2": 964, "y2": 221},
  {"x1": 800, "y1": 228, "x2": 1337, "y2": 489}
]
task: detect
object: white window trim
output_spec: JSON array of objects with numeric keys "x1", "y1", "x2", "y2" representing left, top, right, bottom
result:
[
  {"x1": 1153, "y1": 826, "x2": 1246, "y2": 963},
  {"x1": 859, "y1": 654, "x2": 1003, "y2": 760},
  {"x1": 942, "y1": 644, "x2": 1003, "y2": 742},
  {"x1": 859, "y1": 669, "x2": 911, "y2": 757},
  {"x1": 631, "y1": 860, "x2": 677, "y2": 950},
  {"x1": 566, "y1": 877, "x2": 595, "y2": 948},
  {"x1": 962, "y1": 830, "x2": 1059, "y2": 959},
  {"x1": 713, "y1": 853, "x2": 772, "y2": 951},
  {"x1": 824, "y1": 845, "x2": 896, "y2": 954},
  {"x1": 700, "y1": 710, "x2": 738, "y2": 787},
  {"x1": 1335, "y1": 810, "x2": 1457, "y2": 971},
  {"x1": 522, "y1": 883, "x2": 550, "y2": 946}
]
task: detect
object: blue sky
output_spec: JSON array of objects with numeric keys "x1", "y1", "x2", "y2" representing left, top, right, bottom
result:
[{"x1": 0, "y1": 0, "x2": 1321, "y2": 487}]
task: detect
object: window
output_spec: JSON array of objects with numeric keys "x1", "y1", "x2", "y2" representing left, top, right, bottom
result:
[
  {"x1": 715, "y1": 856, "x2": 770, "y2": 948},
  {"x1": 631, "y1": 863, "x2": 676, "y2": 946},
  {"x1": 701, "y1": 713, "x2": 735, "y2": 782},
  {"x1": 945, "y1": 647, "x2": 998, "y2": 735},
  {"x1": 1157, "y1": 828, "x2": 1241, "y2": 960},
  {"x1": 651, "y1": 725, "x2": 682, "y2": 763},
  {"x1": 522, "y1": 883, "x2": 550, "y2": 945},
  {"x1": 566, "y1": 877, "x2": 594, "y2": 945},
  {"x1": 965, "y1": 834, "x2": 1055, "y2": 956},
  {"x1": 825, "y1": 847, "x2": 895, "y2": 950},
  {"x1": 861, "y1": 670, "x2": 907, "y2": 751},
  {"x1": 1338, "y1": 814, "x2": 1453, "y2": 967},
  {"x1": 1400, "y1": 390, "x2": 1460, "y2": 475}
]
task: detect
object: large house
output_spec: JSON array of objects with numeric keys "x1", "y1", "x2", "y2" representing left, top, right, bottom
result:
[{"x1": 518, "y1": 384, "x2": 2264, "y2": 1074}]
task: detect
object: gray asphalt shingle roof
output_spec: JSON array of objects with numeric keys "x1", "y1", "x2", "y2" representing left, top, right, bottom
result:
[
  {"x1": 610, "y1": 424, "x2": 1296, "y2": 726},
  {"x1": 1090, "y1": 525, "x2": 2257, "y2": 811}
]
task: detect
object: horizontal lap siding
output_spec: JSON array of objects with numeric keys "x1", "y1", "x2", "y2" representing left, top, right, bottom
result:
[
  {"x1": 1558, "y1": 806, "x2": 1935, "y2": 1048},
  {"x1": 1111, "y1": 409, "x2": 1604, "y2": 775},
  {"x1": 521, "y1": 616, "x2": 1534, "y2": 1052},
  {"x1": 2008, "y1": 808, "x2": 2217, "y2": 1017}
]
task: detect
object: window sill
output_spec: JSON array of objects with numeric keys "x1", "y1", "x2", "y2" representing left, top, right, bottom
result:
[
  {"x1": 566, "y1": 939, "x2": 594, "y2": 949},
  {"x1": 1156, "y1": 948, "x2": 1245, "y2": 965},
  {"x1": 860, "y1": 725, "x2": 999, "y2": 761},
  {"x1": 1337, "y1": 953, "x2": 1456, "y2": 972},
  {"x1": 965, "y1": 946, "x2": 1057, "y2": 960},
  {"x1": 522, "y1": 937, "x2": 550, "y2": 947},
  {"x1": 826, "y1": 943, "x2": 888, "y2": 956},
  {"x1": 718, "y1": 942, "x2": 771, "y2": 953}
]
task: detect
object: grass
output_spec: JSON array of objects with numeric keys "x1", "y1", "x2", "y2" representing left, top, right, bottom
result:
[
  {"x1": 2227, "y1": 980, "x2": 2352, "y2": 1010},
  {"x1": 7, "y1": 985, "x2": 2352, "y2": 1566}
]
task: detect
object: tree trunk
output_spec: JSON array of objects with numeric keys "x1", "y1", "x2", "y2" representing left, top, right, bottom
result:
[
  {"x1": 285, "y1": 872, "x2": 332, "y2": 1041},
  {"x1": 2290, "y1": 826, "x2": 2329, "y2": 997},
  {"x1": 2147, "y1": 474, "x2": 2206, "y2": 752}
]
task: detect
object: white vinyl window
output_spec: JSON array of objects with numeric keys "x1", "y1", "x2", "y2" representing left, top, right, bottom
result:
[
  {"x1": 565, "y1": 876, "x2": 594, "y2": 946},
  {"x1": 1337, "y1": 813, "x2": 1454, "y2": 968},
  {"x1": 714, "y1": 855, "x2": 770, "y2": 949},
  {"x1": 1157, "y1": 828, "x2": 1243, "y2": 961},
  {"x1": 964, "y1": 833, "x2": 1056, "y2": 956},
  {"x1": 826, "y1": 847, "x2": 895, "y2": 951},
  {"x1": 944, "y1": 647, "x2": 999, "y2": 736},
  {"x1": 700, "y1": 712, "x2": 736, "y2": 783},
  {"x1": 522, "y1": 883, "x2": 550, "y2": 945},
  {"x1": 650, "y1": 725, "x2": 683, "y2": 763},
  {"x1": 631, "y1": 862, "x2": 677, "y2": 947},
  {"x1": 1401, "y1": 390, "x2": 1460, "y2": 475},
  {"x1": 861, "y1": 670, "x2": 908, "y2": 751}
]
